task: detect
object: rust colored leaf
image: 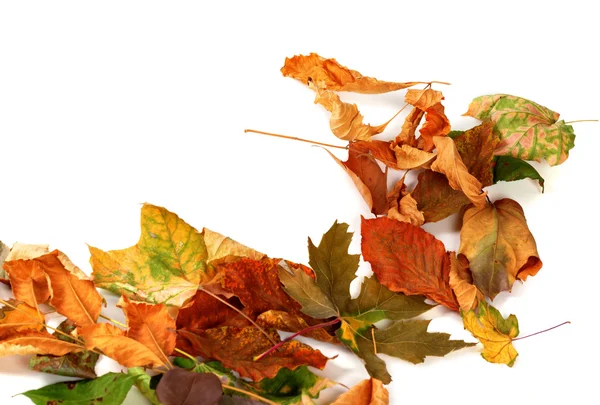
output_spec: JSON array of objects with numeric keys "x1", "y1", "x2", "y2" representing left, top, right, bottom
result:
[
  {"x1": 417, "y1": 103, "x2": 451, "y2": 151},
  {"x1": 118, "y1": 296, "x2": 176, "y2": 368},
  {"x1": 361, "y1": 217, "x2": 459, "y2": 311},
  {"x1": 331, "y1": 378, "x2": 389, "y2": 405},
  {"x1": 176, "y1": 289, "x2": 250, "y2": 332},
  {"x1": 430, "y1": 136, "x2": 487, "y2": 208},
  {"x1": 0, "y1": 330, "x2": 82, "y2": 357},
  {"x1": 79, "y1": 323, "x2": 167, "y2": 368},
  {"x1": 281, "y1": 53, "x2": 420, "y2": 94},
  {"x1": 352, "y1": 140, "x2": 398, "y2": 169},
  {"x1": 459, "y1": 198, "x2": 542, "y2": 299},
  {"x1": 178, "y1": 327, "x2": 328, "y2": 381},
  {"x1": 256, "y1": 310, "x2": 338, "y2": 344}
]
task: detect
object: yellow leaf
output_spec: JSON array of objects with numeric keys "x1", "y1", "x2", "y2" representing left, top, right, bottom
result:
[
  {"x1": 0, "y1": 330, "x2": 82, "y2": 357},
  {"x1": 331, "y1": 378, "x2": 389, "y2": 405},
  {"x1": 462, "y1": 301, "x2": 519, "y2": 366},
  {"x1": 281, "y1": 53, "x2": 420, "y2": 94},
  {"x1": 430, "y1": 136, "x2": 487, "y2": 207},
  {"x1": 203, "y1": 228, "x2": 265, "y2": 263}
]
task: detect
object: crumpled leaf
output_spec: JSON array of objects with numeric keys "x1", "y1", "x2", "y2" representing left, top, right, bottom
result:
[
  {"x1": 0, "y1": 329, "x2": 82, "y2": 357},
  {"x1": 351, "y1": 140, "x2": 398, "y2": 169},
  {"x1": 177, "y1": 327, "x2": 328, "y2": 382},
  {"x1": 417, "y1": 103, "x2": 451, "y2": 151},
  {"x1": 331, "y1": 378, "x2": 388, "y2": 405},
  {"x1": 325, "y1": 144, "x2": 387, "y2": 215},
  {"x1": 257, "y1": 310, "x2": 338, "y2": 344},
  {"x1": 89, "y1": 203, "x2": 210, "y2": 307},
  {"x1": 392, "y1": 144, "x2": 437, "y2": 170},
  {"x1": 393, "y1": 108, "x2": 424, "y2": 148},
  {"x1": 448, "y1": 253, "x2": 483, "y2": 312},
  {"x1": 405, "y1": 88, "x2": 444, "y2": 111},
  {"x1": 430, "y1": 136, "x2": 487, "y2": 208},
  {"x1": 79, "y1": 323, "x2": 167, "y2": 368},
  {"x1": 459, "y1": 198, "x2": 542, "y2": 299},
  {"x1": 462, "y1": 300, "x2": 519, "y2": 366},
  {"x1": 118, "y1": 296, "x2": 176, "y2": 369},
  {"x1": 361, "y1": 217, "x2": 459, "y2": 311},
  {"x1": 494, "y1": 155, "x2": 545, "y2": 192},
  {"x1": 29, "y1": 319, "x2": 99, "y2": 379},
  {"x1": 464, "y1": 94, "x2": 576, "y2": 166},
  {"x1": 0, "y1": 241, "x2": 9, "y2": 283},
  {"x1": 386, "y1": 175, "x2": 424, "y2": 227},
  {"x1": 19, "y1": 372, "x2": 136, "y2": 405},
  {"x1": 0, "y1": 300, "x2": 45, "y2": 335},
  {"x1": 281, "y1": 53, "x2": 421, "y2": 94},
  {"x1": 156, "y1": 368, "x2": 223, "y2": 405},
  {"x1": 311, "y1": 83, "x2": 392, "y2": 141}
]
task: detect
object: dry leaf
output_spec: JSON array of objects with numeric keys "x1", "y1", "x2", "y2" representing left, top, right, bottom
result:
[
  {"x1": 3, "y1": 257, "x2": 51, "y2": 309},
  {"x1": 331, "y1": 378, "x2": 388, "y2": 405},
  {"x1": 448, "y1": 253, "x2": 482, "y2": 312},
  {"x1": 417, "y1": 103, "x2": 451, "y2": 151},
  {"x1": 281, "y1": 53, "x2": 420, "y2": 93},
  {"x1": 0, "y1": 300, "x2": 45, "y2": 335},
  {"x1": 393, "y1": 108, "x2": 424, "y2": 148},
  {"x1": 351, "y1": 140, "x2": 398, "y2": 169},
  {"x1": 0, "y1": 330, "x2": 82, "y2": 357},
  {"x1": 387, "y1": 176, "x2": 424, "y2": 227},
  {"x1": 392, "y1": 144, "x2": 437, "y2": 170},
  {"x1": 405, "y1": 88, "x2": 444, "y2": 111}
]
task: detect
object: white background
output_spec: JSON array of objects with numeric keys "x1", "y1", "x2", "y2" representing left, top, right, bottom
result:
[{"x1": 1, "y1": 1, "x2": 599, "y2": 404}]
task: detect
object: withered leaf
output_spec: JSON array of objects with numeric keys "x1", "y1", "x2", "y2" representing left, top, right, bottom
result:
[
  {"x1": 459, "y1": 198, "x2": 542, "y2": 299},
  {"x1": 351, "y1": 140, "x2": 398, "y2": 170},
  {"x1": 405, "y1": 88, "x2": 444, "y2": 111},
  {"x1": 0, "y1": 329, "x2": 82, "y2": 357},
  {"x1": 156, "y1": 368, "x2": 223, "y2": 405},
  {"x1": 392, "y1": 144, "x2": 437, "y2": 170},
  {"x1": 0, "y1": 300, "x2": 45, "y2": 335},
  {"x1": 256, "y1": 310, "x2": 338, "y2": 344},
  {"x1": 281, "y1": 53, "x2": 421, "y2": 94},
  {"x1": 448, "y1": 253, "x2": 483, "y2": 312},
  {"x1": 361, "y1": 217, "x2": 459, "y2": 311},
  {"x1": 0, "y1": 241, "x2": 9, "y2": 283},
  {"x1": 2, "y1": 256, "x2": 51, "y2": 309},
  {"x1": 331, "y1": 378, "x2": 388, "y2": 405},
  {"x1": 393, "y1": 107, "x2": 424, "y2": 148},
  {"x1": 177, "y1": 289, "x2": 250, "y2": 332},
  {"x1": 462, "y1": 300, "x2": 519, "y2": 366},
  {"x1": 387, "y1": 176, "x2": 424, "y2": 227}
]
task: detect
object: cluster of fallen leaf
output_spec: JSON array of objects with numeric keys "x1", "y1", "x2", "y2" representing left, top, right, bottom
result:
[{"x1": 0, "y1": 53, "x2": 577, "y2": 405}]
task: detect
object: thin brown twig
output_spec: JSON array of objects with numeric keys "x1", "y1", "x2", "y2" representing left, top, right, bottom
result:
[
  {"x1": 513, "y1": 321, "x2": 570, "y2": 341},
  {"x1": 244, "y1": 129, "x2": 348, "y2": 150}
]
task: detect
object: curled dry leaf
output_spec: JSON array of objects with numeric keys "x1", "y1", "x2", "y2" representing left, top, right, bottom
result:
[
  {"x1": 430, "y1": 136, "x2": 487, "y2": 208},
  {"x1": 405, "y1": 88, "x2": 444, "y2": 111},
  {"x1": 156, "y1": 368, "x2": 223, "y2": 405},
  {"x1": 462, "y1": 300, "x2": 519, "y2": 366},
  {"x1": 352, "y1": 140, "x2": 398, "y2": 169},
  {"x1": 464, "y1": 94, "x2": 575, "y2": 166},
  {"x1": 281, "y1": 53, "x2": 421, "y2": 94},
  {"x1": 0, "y1": 241, "x2": 9, "y2": 283},
  {"x1": 393, "y1": 108, "x2": 424, "y2": 148},
  {"x1": 392, "y1": 144, "x2": 437, "y2": 170},
  {"x1": 417, "y1": 103, "x2": 451, "y2": 151},
  {"x1": 331, "y1": 378, "x2": 389, "y2": 405},
  {"x1": 448, "y1": 253, "x2": 483, "y2": 312},
  {"x1": 387, "y1": 175, "x2": 425, "y2": 227},
  {"x1": 459, "y1": 198, "x2": 542, "y2": 299}
]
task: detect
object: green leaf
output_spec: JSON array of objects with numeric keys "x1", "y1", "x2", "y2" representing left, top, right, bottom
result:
[
  {"x1": 173, "y1": 356, "x2": 197, "y2": 370},
  {"x1": 448, "y1": 130, "x2": 464, "y2": 139},
  {"x1": 250, "y1": 366, "x2": 335, "y2": 405},
  {"x1": 464, "y1": 94, "x2": 575, "y2": 166},
  {"x1": 29, "y1": 319, "x2": 99, "y2": 379},
  {"x1": 128, "y1": 367, "x2": 162, "y2": 405},
  {"x1": 494, "y1": 156, "x2": 545, "y2": 192},
  {"x1": 19, "y1": 372, "x2": 136, "y2": 405}
]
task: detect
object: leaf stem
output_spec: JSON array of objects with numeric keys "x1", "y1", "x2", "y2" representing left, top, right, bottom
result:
[
  {"x1": 244, "y1": 129, "x2": 348, "y2": 150},
  {"x1": 223, "y1": 385, "x2": 278, "y2": 405},
  {"x1": 198, "y1": 287, "x2": 277, "y2": 345},
  {"x1": 371, "y1": 327, "x2": 377, "y2": 354},
  {"x1": 513, "y1": 321, "x2": 570, "y2": 341},
  {"x1": 253, "y1": 318, "x2": 340, "y2": 361},
  {"x1": 99, "y1": 313, "x2": 127, "y2": 328},
  {"x1": 174, "y1": 348, "x2": 199, "y2": 364},
  {"x1": 565, "y1": 119, "x2": 598, "y2": 124}
]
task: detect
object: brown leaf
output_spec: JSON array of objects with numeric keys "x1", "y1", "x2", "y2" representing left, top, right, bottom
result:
[
  {"x1": 448, "y1": 253, "x2": 482, "y2": 312},
  {"x1": 156, "y1": 368, "x2": 223, "y2": 405},
  {"x1": 454, "y1": 121, "x2": 500, "y2": 187},
  {"x1": 361, "y1": 217, "x2": 459, "y2": 311},
  {"x1": 331, "y1": 378, "x2": 389, "y2": 405},
  {"x1": 392, "y1": 144, "x2": 437, "y2": 170},
  {"x1": 393, "y1": 108, "x2": 424, "y2": 148},
  {"x1": 387, "y1": 176, "x2": 424, "y2": 227},
  {"x1": 176, "y1": 289, "x2": 250, "y2": 332},
  {"x1": 256, "y1": 310, "x2": 338, "y2": 344},
  {"x1": 0, "y1": 330, "x2": 82, "y2": 357},
  {"x1": 281, "y1": 53, "x2": 420, "y2": 94},
  {"x1": 459, "y1": 198, "x2": 542, "y2": 298},
  {"x1": 118, "y1": 296, "x2": 176, "y2": 368},
  {"x1": 79, "y1": 323, "x2": 167, "y2": 368},
  {"x1": 178, "y1": 327, "x2": 328, "y2": 381},
  {"x1": 352, "y1": 140, "x2": 398, "y2": 169},
  {"x1": 430, "y1": 136, "x2": 487, "y2": 208},
  {"x1": 411, "y1": 170, "x2": 469, "y2": 223}
]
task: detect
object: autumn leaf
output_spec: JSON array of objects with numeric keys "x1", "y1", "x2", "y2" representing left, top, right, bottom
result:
[
  {"x1": 430, "y1": 136, "x2": 487, "y2": 208},
  {"x1": 417, "y1": 103, "x2": 451, "y2": 151},
  {"x1": 459, "y1": 198, "x2": 542, "y2": 299},
  {"x1": 411, "y1": 170, "x2": 469, "y2": 223},
  {"x1": 19, "y1": 372, "x2": 137, "y2": 405},
  {"x1": 325, "y1": 144, "x2": 388, "y2": 215},
  {"x1": 118, "y1": 296, "x2": 176, "y2": 368},
  {"x1": 351, "y1": 140, "x2": 398, "y2": 169},
  {"x1": 204, "y1": 228, "x2": 265, "y2": 264},
  {"x1": 156, "y1": 368, "x2": 223, "y2": 405},
  {"x1": 79, "y1": 323, "x2": 167, "y2": 368},
  {"x1": 392, "y1": 144, "x2": 437, "y2": 170},
  {"x1": 89, "y1": 203, "x2": 210, "y2": 307},
  {"x1": 177, "y1": 327, "x2": 328, "y2": 381},
  {"x1": 311, "y1": 83, "x2": 392, "y2": 141},
  {"x1": 29, "y1": 319, "x2": 99, "y2": 379},
  {"x1": 281, "y1": 53, "x2": 421, "y2": 94},
  {"x1": 453, "y1": 121, "x2": 500, "y2": 187},
  {"x1": 405, "y1": 88, "x2": 444, "y2": 110},
  {"x1": 448, "y1": 253, "x2": 483, "y2": 312},
  {"x1": 361, "y1": 217, "x2": 459, "y2": 311},
  {"x1": 0, "y1": 329, "x2": 82, "y2": 357},
  {"x1": 393, "y1": 108, "x2": 424, "y2": 148},
  {"x1": 387, "y1": 175, "x2": 424, "y2": 227},
  {"x1": 464, "y1": 94, "x2": 575, "y2": 166},
  {"x1": 0, "y1": 241, "x2": 9, "y2": 283},
  {"x1": 177, "y1": 289, "x2": 250, "y2": 332},
  {"x1": 462, "y1": 300, "x2": 519, "y2": 366},
  {"x1": 494, "y1": 156, "x2": 545, "y2": 192},
  {"x1": 0, "y1": 300, "x2": 45, "y2": 334},
  {"x1": 257, "y1": 310, "x2": 338, "y2": 344},
  {"x1": 331, "y1": 378, "x2": 388, "y2": 405},
  {"x1": 2, "y1": 255, "x2": 51, "y2": 309}
]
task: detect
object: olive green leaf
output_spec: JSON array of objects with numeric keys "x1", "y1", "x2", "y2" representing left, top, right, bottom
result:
[{"x1": 494, "y1": 156, "x2": 545, "y2": 192}]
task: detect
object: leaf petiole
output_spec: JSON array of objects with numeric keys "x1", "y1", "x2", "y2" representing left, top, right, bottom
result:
[
  {"x1": 244, "y1": 129, "x2": 348, "y2": 150},
  {"x1": 513, "y1": 321, "x2": 570, "y2": 341}
]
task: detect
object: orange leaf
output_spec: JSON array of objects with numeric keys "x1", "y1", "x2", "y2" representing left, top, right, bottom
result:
[
  {"x1": 178, "y1": 327, "x2": 328, "y2": 381},
  {"x1": 430, "y1": 136, "x2": 487, "y2": 208},
  {"x1": 3, "y1": 257, "x2": 51, "y2": 309},
  {"x1": 417, "y1": 103, "x2": 451, "y2": 151},
  {"x1": 352, "y1": 140, "x2": 398, "y2": 169},
  {"x1": 256, "y1": 310, "x2": 338, "y2": 344},
  {"x1": 118, "y1": 296, "x2": 176, "y2": 368},
  {"x1": 331, "y1": 378, "x2": 389, "y2": 405},
  {"x1": 387, "y1": 176, "x2": 424, "y2": 227},
  {"x1": 392, "y1": 144, "x2": 437, "y2": 170},
  {"x1": 0, "y1": 300, "x2": 45, "y2": 336},
  {"x1": 176, "y1": 289, "x2": 250, "y2": 332},
  {"x1": 281, "y1": 53, "x2": 420, "y2": 94},
  {"x1": 79, "y1": 323, "x2": 167, "y2": 368},
  {"x1": 0, "y1": 330, "x2": 82, "y2": 357},
  {"x1": 448, "y1": 253, "x2": 482, "y2": 312},
  {"x1": 361, "y1": 217, "x2": 459, "y2": 311},
  {"x1": 405, "y1": 88, "x2": 444, "y2": 111},
  {"x1": 393, "y1": 108, "x2": 424, "y2": 148}
]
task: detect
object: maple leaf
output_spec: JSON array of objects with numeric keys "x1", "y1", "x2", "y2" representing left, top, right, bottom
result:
[
  {"x1": 118, "y1": 296, "x2": 176, "y2": 369},
  {"x1": 281, "y1": 53, "x2": 421, "y2": 94},
  {"x1": 361, "y1": 217, "x2": 459, "y2": 311},
  {"x1": 494, "y1": 155, "x2": 545, "y2": 192},
  {"x1": 386, "y1": 175, "x2": 424, "y2": 227},
  {"x1": 459, "y1": 198, "x2": 542, "y2": 299},
  {"x1": 0, "y1": 329, "x2": 82, "y2": 357},
  {"x1": 464, "y1": 94, "x2": 576, "y2": 166},
  {"x1": 156, "y1": 368, "x2": 223, "y2": 405},
  {"x1": 331, "y1": 378, "x2": 388, "y2": 405},
  {"x1": 0, "y1": 300, "x2": 45, "y2": 334},
  {"x1": 462, "y1": 300, "x2": 519, "y2": 366},
  {"x1": 430, "y1": 136, "x2": 488, "y2": 208},
  {"x1": 79, "y1": 323, "x2": 168, "y2": 368},
  {"x1": 177, "y1": 327, "x2": 328, "y2": 382},
  {"x1": 19, "y1": 372, "x2": 137, "y2": 405},
  {"x1": 29, "y1": 319, "x2": 99, "y2": 379},
  {"x1": 325, "y1": 144, "x2": 388, "y2": 215}
]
